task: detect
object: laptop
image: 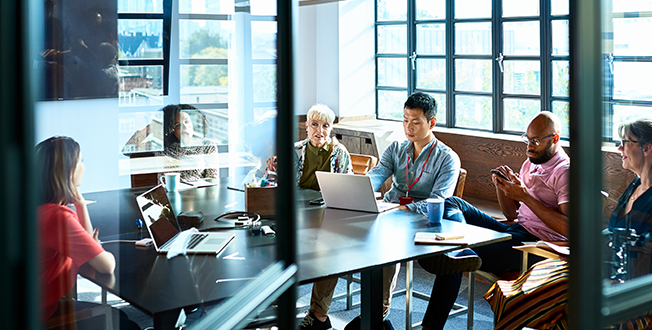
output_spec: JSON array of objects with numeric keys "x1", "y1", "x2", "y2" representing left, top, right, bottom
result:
[
  {"x1": 136, "y1": 185, "x2": 235, "y2": 254},
  {"x1": 315, "y1": 172, "x2": 400, "y2": 213}
]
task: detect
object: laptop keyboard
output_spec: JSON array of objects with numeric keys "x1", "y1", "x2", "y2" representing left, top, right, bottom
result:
[{"x1": 188, "y1": 233, "x2": 208, "y2": 249}]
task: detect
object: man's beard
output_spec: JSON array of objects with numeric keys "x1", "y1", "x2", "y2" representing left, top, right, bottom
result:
[{"x1": 528, "y1": 147, "x2": 554, "y2": 164}]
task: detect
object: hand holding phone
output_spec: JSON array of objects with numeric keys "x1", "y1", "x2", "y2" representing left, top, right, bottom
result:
[{"x1": 490, "y1": 169, "x2": 512, "y2": 183}]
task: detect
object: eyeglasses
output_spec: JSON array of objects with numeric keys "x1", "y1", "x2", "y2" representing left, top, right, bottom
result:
[
  {"x1": 521, "y1": 133, "x2": 557, "y2": 146},
  {"x1": 618, "y1": 139, "x2": 639, "y2": 147}
]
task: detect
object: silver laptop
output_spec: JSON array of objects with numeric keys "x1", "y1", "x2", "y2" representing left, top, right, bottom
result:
[
  {"x1": 136, "y1": 185, "x2": 235, "y2": 254},
  {"x1": 315, "y1": 172, "x2": 400, "y2": 213}
]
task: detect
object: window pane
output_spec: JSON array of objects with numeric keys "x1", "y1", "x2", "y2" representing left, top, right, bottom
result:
[
  {"x1": 502, "y1": 0, "x2": 539, "y2": 17},
  {"x1": 427, "y1": 92, "x2": 447, "y2": 124},
  {"x1": 417, "y1": 59, "x2": 446, "y2": 90},
  {"x1": 416, "y1": 0, "x2": 446, "y2": 20},
  {"x1": 253, "y1": 64, "x2": 276, "y2": 102},
  {"x1": 455, "y1": 22, "x2": 492, "y2": 55},
  {"x1": 612, "y1": 104, "x2": 652, "y2": 140},
  {"x1": 455, "y1": 0, "x2": 492, "y2": 19},
  {"x1": 613, "y1": 18, "x2": 652, "y2": 56},
  {"x1": 250, "y1": 0, "x2": 276, "y2": 15},
  {"x1": 180, "y1": 0, "x2": 235, "y2": 14},
  {"x1": 119, "y1": 66, "x2": 164, "y2": 106},
  {"x1": 455, "y1": 95, "x2": 492, "y2": 129},
  {"x1": 612, "y1": 0, "x2": 652, "y2": 13},
  {"x1": 377, "y1": 0, "x2": 407, "y2": 21},
  {"x1": 503, "y1": 21, "x2": 540, "y2": 56},
  {"x1": 416, "y1": 24, "x2": 445, "y2": 55},
  {"x1": 202, "y1": 109, "x2": 230, "y2": 145},
  {"x1": 552, "y1": 20, "x2": 569, "y2": 56},
  {"x1": 378, "y1": 90, "x2": 408, "y2": 120},
  {"x1": 378, "y1": 25, "x2": 408, "y2": 54},
  {"x1": 503, "y1": 99, "x2": 540, "y2": 131},
  {"x1": 180, "y1": 20, "x2": 233, "y2": 59},
  {"x1": 378, "y1": 58, "x2": 408, "y2": 87},
  {"x1": 552, "y1": 60, "x2": 569, "y2": 97},
  {"x1": 455, "y1": 59, "x2": 492, "y2": 92},
  {"x1": 504, "y1": 60, "x2": 540, "y2": 95},
  {"x1": 613, "y1": 62, "x2": 652, "y2": 102},
  {"x1": 252, "y1": 22, "x2": 277, "y2": 59},
  {"x1": 118, "y1": 0, "x2": 162, "y2": 13},
  {"x1": 180, "y1": 65, "x2": 229, "y2": 104},
  {"x1": 552, "y1": 101, "x2": 569, "y2": 138},
  {"x1": 118, "y1": 20, "x2": 163, "y2": 60},
  {"x1": 119, "y1": 112, "x2": 164, "y2": 153},
  {"x1": 551, "y1": 0, "x2": 569, "y2": 15}
]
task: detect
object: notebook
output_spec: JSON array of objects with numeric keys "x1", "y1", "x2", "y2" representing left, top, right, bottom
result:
[
  {"x1": 136, "y1": 185, "x2": 235, "y2": 254},
  {"x1": 315, "y1": 172, "x2": 400, "y2": 213}
]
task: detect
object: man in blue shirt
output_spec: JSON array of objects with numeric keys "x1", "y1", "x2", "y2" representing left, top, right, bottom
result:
[{"x1": 299, "y1": 92, "x2": 462, "y2": 330}]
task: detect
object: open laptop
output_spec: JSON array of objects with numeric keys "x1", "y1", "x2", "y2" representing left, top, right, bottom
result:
[
  {"x1": 315, "y1": 172, "x2": 400, "y2": 213},
  {"x1": 136, "y1": 185, "x2": 235, "y2": 254}
]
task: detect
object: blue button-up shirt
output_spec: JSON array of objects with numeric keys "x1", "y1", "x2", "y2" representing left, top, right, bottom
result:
[{"x1": 367, "y1": 138, "x2": 460, "y2": 216}]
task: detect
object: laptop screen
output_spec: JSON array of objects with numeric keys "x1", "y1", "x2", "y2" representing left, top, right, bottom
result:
[{"x1": 137, "y1": 185, "x2": 181, "y2": 249}]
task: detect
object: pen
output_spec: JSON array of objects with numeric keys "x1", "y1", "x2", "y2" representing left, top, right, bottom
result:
[{"x1": 227, "y1": 186, "x2": 244, "y2": 192}]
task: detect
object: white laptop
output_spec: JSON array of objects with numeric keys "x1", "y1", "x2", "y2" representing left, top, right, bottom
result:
[
  {"x1": 136, "y1": 185, "x2": 235, "y2": 254},
  {"x1": 315, "y1": 172, "x2": 400, "y2": 213}
]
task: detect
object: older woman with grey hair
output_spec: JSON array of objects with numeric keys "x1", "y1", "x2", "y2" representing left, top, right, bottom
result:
[{"x1": 265, "y1": 104, "x2": 352, "y2": 191}]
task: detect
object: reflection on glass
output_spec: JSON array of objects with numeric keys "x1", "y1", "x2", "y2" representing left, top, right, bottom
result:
[
  {"x1": 552, "y1": 101, "x2": 569, "y2": 138},
  {"x1": 378, "y1": 90, "x2": 408, "y2": 120},
  {"x1": 613, "y1": 62, "x2": 652, "y2": 102},
  {"x1": 377, "y1": 0, "x2": 407, "y2": 21},
  {"x1": 378, "y1": 58, "x2": 408, "y2": 87},
  {"x1": 252, "y1": 22, "x2": 277, "y2": 60},
  {"x1": 503, "y1": 98, "x2": 540, "y2": 131},
  {"x1": 417, "y1": 59, "x2": 446, "y2": 90},
  {"x1": 503, "y1": 21, "x2": 540, "y2": 55},
  {"x1": 378, "y1": 25, "x2": 408, "y2": 54},
  {"x1": 119, "y1": 66, "x2": 164, "y2": 106},
  {"x1": 455, "y1": 95, "x2": 492, "y2": 129},
  {"x1": 119, "y1": 20, "x2": 163, "y2": 60},
  {"x1": 612, "y1": 104, "x2": 652, "y2": 140},
  {"x1": 502, "y1": 0, "x2": 539, "y2": 17},
  {"x1": 417, "y1": 24, "x2": 445, "y2": 55},
  {"x1": 613, "y1": 18, "x2": 652, "y2": 56},
  {"x1": 503, "y1": 60, "x2": 540, "y2": 95},
  {"x1": 118, "y1": 0, "x2": 162, "y2": 13},
  {"x1": 552, "y1": 20, "x2": 569, "y2": 55},
  {"x1": 551, "y1": 0, "x2": 569, "y2": 15},
  {"x1": 253, "y1": 64, "x2": 277, "y2": 102},
  {"x1": 455, "y1": 22, "x2": 492, "y2": 55},
  {"x1": 250, "y1": 0, "x2": 276, "y2": 15},
  {"x1": 612, "y1": 0, "x2": 652, "y2": 13},
  {"x1": 427, "y1": 93, "x2": 446, "y2": 124},
  {"x1": 417, "y1": 0, "x2": 446, "y2": 19},
  {"x1": 180, "y1": 20, "x2": 233, "y2": 59},
  {"x1": 119, "y1": 112, "x2": 164, "y2": 153},
  {"x1": 179, "y1": 0, "x2": 235, "y2": 14},
  {"x1": 455, "y1": 59, "x2": 492, "y2": 92},
  {"x1": 552, "y1": 61, "x2": 569, "y2": 97},
  {"x1": 202, "y1": 109, "x2": 229, "y2": 145},
  {"x1": 180, "y1": 65, "x2": 228, "y2": 104},
  {"x1": 455, "y1": 0, "x2": 492, "y2": 19}
]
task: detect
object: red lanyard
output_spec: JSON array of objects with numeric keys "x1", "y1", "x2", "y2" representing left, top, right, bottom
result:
[{"x1": 406, "y1": 139, "x2": 436, "y2": 196}]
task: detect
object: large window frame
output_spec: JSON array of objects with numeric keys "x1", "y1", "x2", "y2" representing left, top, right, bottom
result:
[{"x1": 375, "y1": 0, "x2": 570, "y2": 137}]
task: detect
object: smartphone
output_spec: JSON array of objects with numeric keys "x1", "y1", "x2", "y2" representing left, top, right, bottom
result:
[{"x1": 490, "y1": 169, "x2": 512, "y2": 182}]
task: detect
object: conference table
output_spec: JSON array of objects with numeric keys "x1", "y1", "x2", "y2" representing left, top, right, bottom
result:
[{"x1": 82, "y1": 177, "x2": 511, "y2": 329}]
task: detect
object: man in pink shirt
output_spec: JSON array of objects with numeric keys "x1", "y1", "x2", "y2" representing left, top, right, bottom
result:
[{"x1": 420, "y1": 112, "x2": 570, "y2": 330}]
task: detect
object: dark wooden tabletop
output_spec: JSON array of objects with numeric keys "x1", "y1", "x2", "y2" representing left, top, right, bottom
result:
[{"x1": 81, "y1": 177, "x2": 510, "y2": 328}]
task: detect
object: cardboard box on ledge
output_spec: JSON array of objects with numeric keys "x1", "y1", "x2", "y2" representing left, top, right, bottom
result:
[{"x1": 245, "y1": 185, "x2": 277, "y2": 218}]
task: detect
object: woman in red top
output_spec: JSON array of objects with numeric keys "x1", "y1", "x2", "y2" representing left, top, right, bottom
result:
[{"x1": 36, "y1": 136, "x2": 138, "y2": 329}]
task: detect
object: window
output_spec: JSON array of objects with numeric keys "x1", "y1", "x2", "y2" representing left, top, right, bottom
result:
[
  {"x1": 604, "y1": 1, "x2": 652, "y2": 141},
  {"x1": 375, "y1": 0, "x2": 570, "y2": 138}
]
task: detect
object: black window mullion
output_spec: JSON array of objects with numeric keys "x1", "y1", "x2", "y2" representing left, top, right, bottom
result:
[
  {"x1": 446, "y1": 0, "x2": 455, "y2": 128},
  {"x1": 408, "y1": 0, "x2": 416, "y2": 94},
  {"x1": 162, "y1": 0, "x2": 172, "y2": 96},
  {"x1": 493, "y1": 0, "x2": 503, "y2": 132},
  {"x1": 541, "y1": 0, "x2": 551, "y2": 112}
]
